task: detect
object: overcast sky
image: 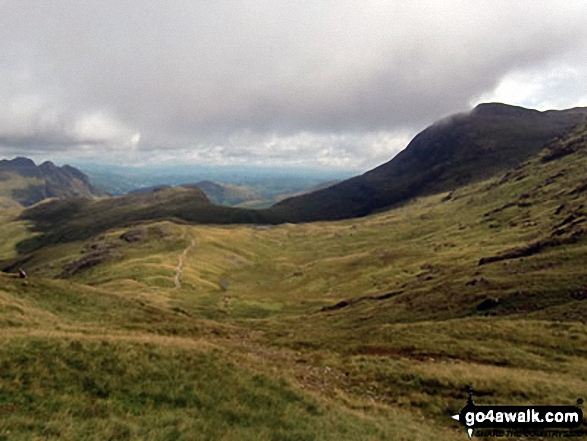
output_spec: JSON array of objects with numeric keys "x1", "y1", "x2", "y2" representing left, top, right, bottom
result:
[{"x1": 2, "y1": 0, "x2": 587, "y2": 171}]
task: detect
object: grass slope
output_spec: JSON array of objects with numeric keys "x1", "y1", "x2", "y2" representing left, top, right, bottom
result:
[
  {"x1": 194, "y1": 181, "x2": 261, "y2": 206},
  {"x1": 1, "y1": 121, "x2": 587, "y2": 439},
  {"x1": 0, "y1": 172, "x2": 44, "y2": 209}
]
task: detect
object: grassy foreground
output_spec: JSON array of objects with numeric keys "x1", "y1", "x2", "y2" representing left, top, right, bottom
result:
[{"x1": 1, "y1": 123, "x2": 587, "y2": 439}]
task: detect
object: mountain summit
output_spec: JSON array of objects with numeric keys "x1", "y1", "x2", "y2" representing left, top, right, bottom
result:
[
  {"x1": 271, "y1": 103, "x2": 587, "y2": 221},
  {"x1": 0, "y1": 157, "x2": 104, "y2": 207}
]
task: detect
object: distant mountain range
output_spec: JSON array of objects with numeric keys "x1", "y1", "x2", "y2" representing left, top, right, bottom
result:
[
  {"x1": 0, "y1": 157, "x2": 104, "y2": 207},
  {"x1": 10, "y1": 102, "x2": 587, "y2": 252},
  {"x1": 271, "y1": 103, "x2": 587, "y2": 221},
  {"x1": 79, "y1": 162, "x2": 353, "y2": 204}
]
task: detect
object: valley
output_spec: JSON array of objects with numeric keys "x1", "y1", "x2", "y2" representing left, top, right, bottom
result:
[{"x1": 1, "y1": 106, "x2": 587, "y2": 440}]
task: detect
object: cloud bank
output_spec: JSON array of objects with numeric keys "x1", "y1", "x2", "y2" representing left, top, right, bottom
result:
[{"x1": 2, "y1": 0, "x2": 587, "y2": 170}]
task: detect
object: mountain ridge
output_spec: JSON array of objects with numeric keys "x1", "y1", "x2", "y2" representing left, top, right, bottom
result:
[
  {"x1": 10, "y1": 103, "x2": 587, "y2": 253},
  {"x1": 0, "y1": 157, "x2": 104, "y2": 206},
  {"x1": 271, "y1": 103, "x2": 587, "y2": 221}
]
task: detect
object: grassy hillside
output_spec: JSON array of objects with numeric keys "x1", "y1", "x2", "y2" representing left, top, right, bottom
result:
[
  {"x1": 97, "y1": 120, "x2": 586, "y2": 324},
  {"x1": 13, "y1": 186, "x2": 283, "y2": 254},
  {"x1": 1, "y1": 120, "x2": 587, "y2": 439},
  {"x1": 193, "y1": 181, "x2": 261, "y2": 206},
  {"x1": 0, "y1": 172, "x2": 44, "y2": 209}
]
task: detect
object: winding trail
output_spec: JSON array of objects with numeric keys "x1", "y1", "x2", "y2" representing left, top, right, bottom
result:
[{"x1": 175, "y1": 238, "x2": 195, "y2": 288}]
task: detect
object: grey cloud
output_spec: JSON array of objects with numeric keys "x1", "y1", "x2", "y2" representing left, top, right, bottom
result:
[{"x1": 1, "y1": 0, "x2": 587, "y2": 169}]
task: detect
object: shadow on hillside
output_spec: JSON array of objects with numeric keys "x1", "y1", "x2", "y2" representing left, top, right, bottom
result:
[{"x1": 11, "y1": 187, "x2": 285, "y2": 256}]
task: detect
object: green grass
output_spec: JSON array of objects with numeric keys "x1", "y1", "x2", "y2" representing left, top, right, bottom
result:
[
  {"x1": 1, "y1": 337, "x2": 447, "y2": 441},
  {"x1": 14, "y1": 186, "x2": 283, "y2": 253},
  {"x1": 0, "y1": 209, "x2": 32, "y2": 261},
  {"x1": 1, "y1": 122, "x2": 587, "y2": 439},
  {"x1": 0, "y1": 172, "x2": 44, "y2": 207}
]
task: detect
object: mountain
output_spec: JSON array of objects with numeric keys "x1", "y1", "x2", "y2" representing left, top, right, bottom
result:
[
  {"x1": 271, "y1": 103, "x2": 587, "y2": 221},
  {"x1": 0, "y1": 157, "x2": 105, "y2": 207}
]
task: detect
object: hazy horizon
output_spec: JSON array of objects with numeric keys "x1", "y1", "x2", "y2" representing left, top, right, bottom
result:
[{"x1": 2, "y1": 1, "x2": 587, "y2": 170}]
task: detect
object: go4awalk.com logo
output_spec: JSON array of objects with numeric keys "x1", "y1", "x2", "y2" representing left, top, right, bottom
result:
[{"x1": 451, "y1": 388, "x2": 585, "y2": 438}]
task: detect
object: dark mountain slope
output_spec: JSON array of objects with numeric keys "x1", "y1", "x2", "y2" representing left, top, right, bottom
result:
[
  {"x1": 0, "y1": 157, "x2": 104, "y2": 206},
  {"x1": 271, "y1": 103, "x2": 587, "y2": 221}
]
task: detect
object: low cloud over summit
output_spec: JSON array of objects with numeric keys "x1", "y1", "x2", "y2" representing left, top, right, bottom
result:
[{"x1": 2, "y1": 0, "x2": 587, "y2": 169}]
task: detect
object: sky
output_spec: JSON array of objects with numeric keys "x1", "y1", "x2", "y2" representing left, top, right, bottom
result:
[{"x1": 2, "y1": 0, "x2": 587, "y2": 172}]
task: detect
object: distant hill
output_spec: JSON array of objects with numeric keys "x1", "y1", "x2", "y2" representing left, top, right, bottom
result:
[
  {"x1": 127, "y1": 180, "x2": 342, "y2": 208},
  {"x1": 0, "y1": 157, "x2": 104, "y2": 207},
  {"x1": 128, "y1": 181, "x2": 260, "y2": 207},
  {"x1": 191, "y1": 181, "x2": 260, "y2": 206},
  {"x1": 15, "y1": 186, "x2": 282, "y2": 253},
  {"x1": 271, "y1": 103, "x2": 587, "y2": 221}
]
